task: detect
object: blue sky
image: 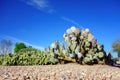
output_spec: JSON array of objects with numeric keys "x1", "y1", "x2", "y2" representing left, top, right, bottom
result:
[{"x1": 0, "y1": 0, "x2": 120, "y2": 57}]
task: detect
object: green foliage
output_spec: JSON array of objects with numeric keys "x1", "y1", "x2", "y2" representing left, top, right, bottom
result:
[
  {"x1": 0, "y1": 53, "x2": 13, "y2": 65},
  {"x1": 85, "y1": 41, "x2": 90, "y2": 47},
  {"x1": 112, "y1": 39, "x2": 120, "y2": 51},
  {"x1": 49, "y1": 57, "x2": 57, "y2": 64},
  {"x1": 112, "y1": 38, "x2": 120, "y2": 57},
  {"x1": 84, "y1": 57, "x2": 90, "y2": 63},
  {"x1": 118, "y1": 51, "x2": 120, "y2": 58},
  {"x1": 70, "y1": 41, "x2": 77, "y2": 52},
  {"x1": 14, "y1": 42, "x2": 27, "y2": 53},
  {"x1": 97, "y1": 52, "x2": 104, "y2": 59},
  {"x1": 0, "y1": 48, "x2": 55, "y2": 66}
]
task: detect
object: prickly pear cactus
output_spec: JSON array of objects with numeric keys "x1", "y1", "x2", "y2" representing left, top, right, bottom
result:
[{"x1": 45, "y1": 26, "x2": 113, "y2": 65}]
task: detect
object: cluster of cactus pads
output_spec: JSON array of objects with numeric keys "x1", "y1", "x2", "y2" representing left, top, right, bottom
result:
[{"x1": 45, "y1": 26, "x2": 112, "y2": 65}]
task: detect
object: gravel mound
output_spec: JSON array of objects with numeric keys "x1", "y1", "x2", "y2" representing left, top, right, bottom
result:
[{"x1": 0, "y1": 63, "x2": 120, "y2": 80}]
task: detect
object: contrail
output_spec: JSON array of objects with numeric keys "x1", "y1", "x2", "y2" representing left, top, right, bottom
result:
[{"x1": 61, "y1": 16, "x2": 84, "y2": 29}]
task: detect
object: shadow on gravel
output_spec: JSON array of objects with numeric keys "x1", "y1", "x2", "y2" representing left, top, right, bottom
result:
[
  {"x1": 112, "y1": 63, "x2": 120, "y2": 68},
  {"x1": 109, "y1": 61, "x2": 120, "y2": 68}
]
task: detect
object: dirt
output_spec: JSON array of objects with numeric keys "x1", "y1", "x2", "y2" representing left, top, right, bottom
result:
[{"x1": 0, "y1": 63, "x2": 120, "y2": 80}]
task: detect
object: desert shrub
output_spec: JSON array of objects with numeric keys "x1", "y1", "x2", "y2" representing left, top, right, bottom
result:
[{"x1": 0, "y1": 48, "x2": 56, "y2": 65}]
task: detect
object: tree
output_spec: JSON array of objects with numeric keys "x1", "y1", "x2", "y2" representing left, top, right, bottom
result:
[
  {"x1": 0, "y1": 39, "x2": 13, "y2": 54},
  {"x1": 112, "y1": 38, "x2": 120, "y2": 58},
  {"x1": 14, "y1": 42, "x2": 27, "y2": 53}
]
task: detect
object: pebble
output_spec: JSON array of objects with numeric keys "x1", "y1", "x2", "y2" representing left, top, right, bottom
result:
[{"x1": 0, "y1": 64, "x2": 120, "y2": 80}]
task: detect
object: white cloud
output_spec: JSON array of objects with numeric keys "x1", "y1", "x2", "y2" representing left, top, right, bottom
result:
[
  {"x1": 61, "y1": 17, "x2": 80, "y2": 26},
  {"x1": 28, "y1": 0, "x2": 49, "y2": 8},
  {"x1": 22, "y1": 0, "x2": 55, "y2": 13},
  {"x1": 21, "y1": 0, "x2": 83, "y2": 27},
  {"x1": 2, "y1": 36, "x2": 45, "y2": 51},
  {"x1": 61, "y1": 16, "x2": 84, "y2": 29}
]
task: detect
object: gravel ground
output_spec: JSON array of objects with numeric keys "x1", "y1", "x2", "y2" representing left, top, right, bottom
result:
[{"x1": 0, "y1": 63, "x2": 120, "y2": 80}]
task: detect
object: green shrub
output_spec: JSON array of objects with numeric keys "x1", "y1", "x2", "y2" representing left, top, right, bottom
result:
[{"x1": 0, "y1": 48, "x2": 55, "y2": 66}]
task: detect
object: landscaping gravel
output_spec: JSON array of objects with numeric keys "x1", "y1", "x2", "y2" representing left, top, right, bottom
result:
[{"x1": 0, "y1": 63, "x2": 120, "y2": 80}]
